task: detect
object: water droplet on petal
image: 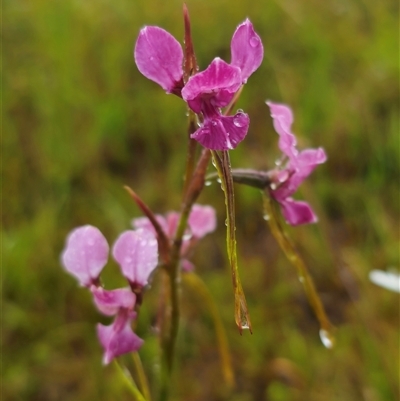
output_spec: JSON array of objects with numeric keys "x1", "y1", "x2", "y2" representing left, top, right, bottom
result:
[
  {"x1": 250, "y1": 36, "x2": 260, "y2": 48},
  {"x1": 211, "y1": 120, "x2": 218, "y2": 127},
  {"x1": 233, "y1": 117, "x2": 244, "y2": 128},
  {"x1": 125, "y1": 257, "x2": 132, "y2": 264},
  {"x1": 319, "y1": 329, "x2": 334, "y2": 349},
  {"x1": 237, "y1": 109, "x2": 243, "y2": 113},
  {"x1": 270, "y1": 183, "x2": 278, "y2": 190},
  {"x1": 87, "y1": 239, "x2": 95, "y2": 246}
]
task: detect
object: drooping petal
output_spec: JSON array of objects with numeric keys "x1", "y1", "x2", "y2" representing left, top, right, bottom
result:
[
  {"x1": 191, "y1": 111, "x2": 249, "y2": 150},
  {"x1": 133, "y1": 214, "x2": 168, "y2": 235},
  {"x1": 97, "y1": 311, "x2": 143, "y2": 365},
  {"x1": 134, "y1": 26, "x2": 184, "y2": 94},
  {"x1": 112, "y1": 229, "x2": 158, "y2": 287},
  {"x1": 230, "y1": 19, "x2": 264, "y2": 83},
  {"x1": 279, "y1": 198, "x2": 318, "y2": 225},
  {"x1": 188, "y1": 204, "x2": 217, "y2": 238},
  {"x1": 61, "y1": 225, "x2": 109, "y2": 287},
  {"x1": 266, "y1": 101, "x2": 297, "y2": 160},
  {"x1": 182, "y1": 58, "x2": 242, "y2": 113},
  {"x1": 91, "y1": 286, "x2": 136, "y2": 316}
]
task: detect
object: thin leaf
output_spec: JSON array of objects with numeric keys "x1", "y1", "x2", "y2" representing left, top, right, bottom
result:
[{"x1": 211, "y1": 150, "x2": 252, "y2": 334}]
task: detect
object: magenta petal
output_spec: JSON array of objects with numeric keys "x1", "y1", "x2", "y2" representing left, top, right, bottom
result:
[
  {"x1": 91, "y1": 286, "x2": 136, "y2": 316},
  {"x1": 112, "y1": 229, "x2": 158, "y2": 287},
  {"x1": 61, "y1": 225, "x2": 109, "y2": 287},
  {"x1": 182, "y1": 58, "x2": 242, "y2": 112},
  {"x1": 191, "y1": 111, "x2": 249, "y2": 150},
  {"x1": 280, "y1": 198, "x2": 318, "y2": 225},
  {"x1": 134, "y1": 26, "x2": 183, "y2": 93},
  {"x1": 230, "y1": 19, "x2": 264, "y2": 83},
  {"x1": 188, "y1": 205, "x2": 217, "y2": 238},
  {"x1": 97, "y1": 313, "x2": 143, "y2": 365}
]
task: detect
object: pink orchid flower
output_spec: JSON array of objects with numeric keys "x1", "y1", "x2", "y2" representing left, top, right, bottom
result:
[
  {"x1": 134, "y1": 19, "x2": 263, "y2": 150},
  {"x1": 266, "y1": 102, "x2": 327, "y2": 225}
]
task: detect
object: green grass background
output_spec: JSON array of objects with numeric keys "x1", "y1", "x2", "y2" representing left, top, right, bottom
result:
[{"x1": 3, "y1": 0, "x2": 399, "y2": 400}]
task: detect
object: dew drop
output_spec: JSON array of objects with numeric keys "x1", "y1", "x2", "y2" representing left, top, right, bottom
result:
[
  {"x1": 87, "y1": 239, "x2": 95, "y2": 246},
  {"x1": 233, "y1": 117, "x2": 244, "y2": 128},
  {"x1": 216, "y1": 178, "x2": 222, "y2": 184},
  {"x1": 275, "y1": 158, "x2": 282, "y2": 166},
  {"x1": 263, "y1": 214, "x2": 270, "y2": 221},
  {"x1": 205, "y1": 180, "x2": 212, "y2": 187},
  {"x1": 237, "y1": 108, "x2": 244, "y2": 114},
  {"x1": 270, "y1": 183, "x2": 278, "y2": 190},
  {"x1": 125, "y1": 257, "x2": 132, "y2": 264},
  {"x1": 140, "y1": 240, "x2": 148, "y2": 246},
  {"x1": 319, "y1": 329, "x2": 334, "y2": 349},
  {"x1": 249, "y1": 36, "x2": 260, "y2": 47},
  {"x1": 211, "y1": 120, "x2": 218, "y2": 126},
  {"x1": 298, "y1": 276, "x2": 305, "y2": 283},
  {"x1": 241, "y1": 323, "x2": 250, "y2": 330}
]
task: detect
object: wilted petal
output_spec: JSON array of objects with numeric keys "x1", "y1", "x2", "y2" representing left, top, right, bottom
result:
[
  {"x1": 191, "y1": 111, "x2": 249, "y2": 150},
  {"x1": 188, "y1": 204, "x2": 217, "y2": 238},
  {"x1": 182, "y1": 58, "x2": 242, "y2": 113},
  {"x1": 231, "y1": 19, "x2": 263, "y2": 83},
  {"x1": 61, "y1": 225, "x2": 109, "y2": 286},
  {"x1": 91, "y1": 286, "x2": 136, "y2": 316},
  {"x1": 280, "y1": 198, "x2": 318, "y2": 225},
  {"x1": 97, "y1": 312, "x2": 143, "y2": 365},
  {"x1": 134, "y1": 26, "x2": 184, "y2": 94}
]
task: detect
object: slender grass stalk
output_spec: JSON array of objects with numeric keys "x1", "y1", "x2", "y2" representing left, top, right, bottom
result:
[
  {"x1": 182, "y1": 272, "x2": 234, "y2": 390},
  {"x1": 262, "y1": 192, "x2": 335, "y2": 347},
  {"x1": 114, "y1": 359, "x2": 147, "y2": 401},
  {"x1": 132, "y1": 352, "x2": 152, "y2": 401}
]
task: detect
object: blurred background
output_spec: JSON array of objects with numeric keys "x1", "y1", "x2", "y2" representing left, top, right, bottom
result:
[{"x1": 3, "y1": 0, "x2": 399, "y2": 400}]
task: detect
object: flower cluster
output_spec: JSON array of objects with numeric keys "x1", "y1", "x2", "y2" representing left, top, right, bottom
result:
[
  {"x1": 61, "y1": 225, "x2": 158, "y2": 364},
  {"x1": 266, "y1": 102, "x2": 327, "y2": 225},
  {"x1": 133, "y1": 204, "x2": 217, "y2": 271},
  {"x1": 60, "y1": 205, "x2": 216, "y2": 363},
  {"x1": 134, "y1": 19, "x2": 263, "y2": 151}
]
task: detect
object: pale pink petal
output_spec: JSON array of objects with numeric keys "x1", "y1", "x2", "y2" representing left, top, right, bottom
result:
[
  {"x1": 280, "y1": 198, "x2": 318, "y2": 225},
  {"x1": 132, "y1": 215, "x2": 168, "y2": 235},
  {"x1": 230, "y1": 19, "x2": 264, "y2": 83},
  {"x1": 266, "y1": 101, "x2": 297, "y2": 160},
  {"x1": 134, "y1": 26, "x2": 184, "y2": 94},
  {"x1": 97, "y1": 312, "x2": 143, "y2": 365},
  {"x1": 188, "y1": 205, "x2": 217, "y2": 238},
  {"x1": 91, "y1": 286, "x2": 136, "y2": 316},
  {"x1": 61, "y1": 225, "x2": 109, "y2": 287},
  {"x1": 182, "y1": 58, "x2": 242, "y2": 113},
  {"x1": 112, "y1": 229, "x2": 158, "y2": 287},
  {"x1": 190, "y1": 111, "x2": 249, "y2": 150},
  {"x1": 181, "y1": 259, "x2": 195, "y2": 272}
]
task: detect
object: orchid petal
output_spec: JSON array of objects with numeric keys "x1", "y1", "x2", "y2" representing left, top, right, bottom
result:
[
  {"x1": 188, "y1": 204, "x2": 217, "y2": 238},
  {"x1": 190, "y1": 111, "x2": 249, "y2": 150},
  {"x1": 112, "y1": 229, "x2": 158, "y2": 287},
  {"x1": 91, "y1": 286, "x2": 136, "y2": 316},
  {"x1": 266, "y1": 101, "x2": 298, "y2": 159},
  {"x1": 231, "y1": 19, "x2": 264, "y2": 83},
  {"x1": 61, "y1": 225, "x2": 109, "y2": 287},
  {"x1": 182, "y1": 58, "x2": 242, "y2": 113},
  {"x1": 134, "y1": 26, "x2": 184, "y2": 94},
  {"x1": 97, "y1": 312, "x2": 143, "y2": 365},
  {"x1": 280, "y1": 198, "x2": 318, "y2": 225}
]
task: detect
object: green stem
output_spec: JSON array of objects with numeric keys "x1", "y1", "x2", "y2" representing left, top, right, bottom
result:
[
  {"x1": 114, "y1": 359, "x2": 147, "y2": 401},
  {"x1": 182, "y1": 272, "x2": 234, "y2": 389},
  {"x1": 132, "y1": 352, "x2": 152, "y2": 401},
  {"x1": 262, "y1": 193, "x2": 334, "y2": 346}
]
